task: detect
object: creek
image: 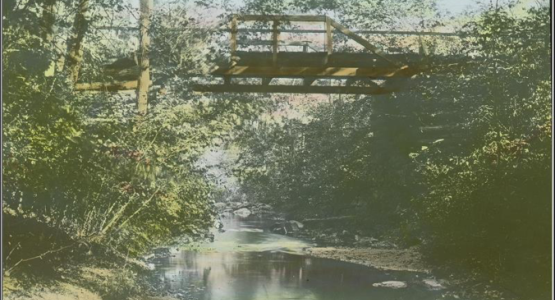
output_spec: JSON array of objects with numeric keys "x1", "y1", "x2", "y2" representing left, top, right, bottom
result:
[{"x1": 152, "y1": 214, "x2": 448, "y2": 300}]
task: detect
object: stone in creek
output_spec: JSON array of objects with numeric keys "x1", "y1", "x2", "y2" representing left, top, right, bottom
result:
[
  {"x1": 289, "y1": 220, "x2": 304, "y2": 230},
  {"x1": 272, "y1": 225, "x2": 288, "y2": 234},
  {"x1": 229, "y1": 202, "x2": 242, "y2": 209},
  {"x1": 271, "y1": 220, "x2": 304, "y2": 234},
  {"x1": 214, "y1": 202, "x2": 227, "y2": 211},
  {"x1": 423, "y1": 278, "x2": 445, "y2": 290},
  {"x1": 372, "y1": 281, "x2": 408, "y2": 289},
  {"x1": 231, "y1": 201, "x2": 251, "y2": 209},
  {"x1": 221, "y1": 211, "x2": 233, "y2": 217},
  {"x1": 233, "y1": 208, "x2": 252, "y2": 217},
  {"x1": 153, "y1": 247, "x2": 171, "y2": 258}
]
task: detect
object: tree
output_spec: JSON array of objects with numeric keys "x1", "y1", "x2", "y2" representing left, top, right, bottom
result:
[{"x1": 137, "y1": 0, "x2": 153, "y2": 115}]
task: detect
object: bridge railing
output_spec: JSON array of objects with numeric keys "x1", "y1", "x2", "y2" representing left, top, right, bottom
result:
[{"x1": 229, "y1": 14, "x2": 404, "y2": 66}]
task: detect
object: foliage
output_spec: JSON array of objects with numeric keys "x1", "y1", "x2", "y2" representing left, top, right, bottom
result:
[
  {"x1": 2, "y1": 0, "x2": 266, "y2": 276},
  {"x1": 412, "y1": 6, "x2": 551, "y2": 299},
  {"x1": 1, "y1": 1, "x2": 551, "y2": 299},
  {"x1": 233, "y1": 3, "x2": 551, "y2": 299}
]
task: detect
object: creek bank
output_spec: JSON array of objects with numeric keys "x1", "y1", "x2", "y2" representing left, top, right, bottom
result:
[
  {"x1": 217, "y1": 201, "x2": 521, "y2": 300},
  {"x1": 214, "y1": 201, "x2": 428, "y2": 273},
  {"x1": 2, "y1": 226, "x2": 218, "y2": 300},
  {"x1": 3, "y1": 261, "x2": 165, "y2": 300},
  {"x1": 304, "y1": 247, "x2": 429, "y2": 273}
]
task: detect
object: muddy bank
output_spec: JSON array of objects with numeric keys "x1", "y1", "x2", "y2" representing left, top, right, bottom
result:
[
  {"x1": 3, "y1": 263, "x2": 166, "y2": 300},
  {"x1": 303, "y1": 246, "x2": 429, "y2": 273},
  {"x1": 2, "y1": 237, "x2": 211, "y2": 300}
]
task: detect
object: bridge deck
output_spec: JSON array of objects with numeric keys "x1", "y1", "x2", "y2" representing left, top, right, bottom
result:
[{"x1": 193, "y1": 15, "x2": 462, "y2": 94}]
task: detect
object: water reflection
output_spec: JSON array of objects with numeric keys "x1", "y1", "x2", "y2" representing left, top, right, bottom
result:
[{"x1": 155, "y1": 215, "x2": 447, "y2": 300}]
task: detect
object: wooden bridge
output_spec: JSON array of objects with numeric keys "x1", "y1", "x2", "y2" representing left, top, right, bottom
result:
[
  {"x1": 192, "y1": 15, "x2": 464, "y2": 95},
  {"x1": 74, "y1": 14, "x2": 468, "y2": 148}
]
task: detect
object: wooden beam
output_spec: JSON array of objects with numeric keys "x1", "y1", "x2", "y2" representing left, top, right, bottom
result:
[
  {"x1": 95, "y1": 26, "x2": 463, "y2": 37},
  {"x1": 228, "y1": 52, "x2": 431, "y2": 68},
  {"x1": 303, "y1": 78, "x2": 316, "y2": 86},
  {"x1": 192, "y1": 84, "x2": 397, "y2": 95},
  {"x1": 236, "y1": 15, "x2": 327, "y2": 22},
  {"x1": 237, "y1": 40, "x2": 313, "y2": 47},
  {"x1": 75, "y1": 80, "x2": 152, "y2": 91},
  {"x1": 330, "y1": 19, "x2": 400, "y2": 66},
  {"x1": 212, "y1": 65, "x2": 417, "y2": 78}
]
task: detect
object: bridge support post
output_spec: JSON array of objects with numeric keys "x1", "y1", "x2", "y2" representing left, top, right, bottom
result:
[
  {"x1": 272, "y1": 20, "x2": 280, "y2": 66},
  {"x1": 325, "y1": 17, "x2": 333, "y2": 64},
  {"x1": 137, "y1": 0, "x2": 152, "y2": 116}
]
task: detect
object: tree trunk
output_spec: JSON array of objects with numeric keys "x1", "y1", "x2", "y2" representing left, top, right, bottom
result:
[
  {"x1": 137, "y1": 0, "x2": 153, "y2": 115},
  {"x1": 41, "y1": 0, "x2": 56, "y2": 45},
  {"x1": 41, "y1": 0, "x2": 57, "y2": 76},
  {"x1": 65, "y1": 0, "x2": 89, "y2": 84}
]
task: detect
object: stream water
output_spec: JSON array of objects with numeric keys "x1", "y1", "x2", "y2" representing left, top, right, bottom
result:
[{"x1": 152, "y1": 214, "x2": 449, "y2": 300}]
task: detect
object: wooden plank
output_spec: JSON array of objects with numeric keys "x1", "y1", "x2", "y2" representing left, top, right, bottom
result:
[
  {"x1": 237, "y1": 40, "x2": 313, "y2": 47},
  {"x1": 330, "y1": 19, "x2": 400, "y2": 66},
  {"x1": 232, "y1": 29, "x2": 461, "y2": 36},
  {"x1": 75, "y1": 80, "x2": 152, "y2": 91},
  {"x1": 192, "y1": 84, "x2": 397, "y2": 94},
  {"x1": 212, "y1": 65, "x2": 418, "y2": 78},
  {"x1": 230, "y1": 52, "x2": 427, "y2": 68},
  {"x1": 236, "y1": 15, "x2": 327, "y2": 22},
  {"x1": 236, "y1": 40, "x2": 318, "y2": 52}
]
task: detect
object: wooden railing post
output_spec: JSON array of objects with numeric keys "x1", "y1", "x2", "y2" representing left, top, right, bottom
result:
[
  {"x1": 326, "y1": 17, "x2": 333, "y2": 55},
  {"x1": 272, "y1": 20, "x2": 280, "y2": 66},
  {"x1": 230, "y1": 15, "x2": 238, "y2": 65}
]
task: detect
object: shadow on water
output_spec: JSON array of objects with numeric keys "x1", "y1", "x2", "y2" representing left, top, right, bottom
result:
[{"x1": 154, "y1": 215, "x2": 449, "y2": 300}]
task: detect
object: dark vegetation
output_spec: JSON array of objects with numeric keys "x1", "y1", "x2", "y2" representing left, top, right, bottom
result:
[
  {"x1": 2, "y1": 0, "x2": 552, "y2": 299},
  {"x1": 2, "y1": 0, "x2": 267, "y2": 295},
  {"x1": 233, "y1": 3, "x2": 552, "y2": 300}
]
